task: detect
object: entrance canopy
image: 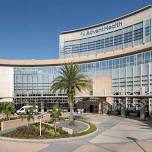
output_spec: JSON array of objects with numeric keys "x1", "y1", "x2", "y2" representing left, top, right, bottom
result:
[{"x1": 0, "y1": 98, "x2": 13, "y2": 103}]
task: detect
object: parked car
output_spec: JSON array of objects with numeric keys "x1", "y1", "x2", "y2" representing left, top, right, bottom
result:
[
  {"x1": 16, "y1": 105, "x2": 38, "y2": 115},
  {"x1": 77, "y1": 108, "x2": 84, "y2": 114}
]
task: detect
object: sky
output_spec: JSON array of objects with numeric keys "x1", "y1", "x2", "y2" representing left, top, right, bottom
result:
[{"x1": 0, "y1": 0, "x2": 151, "y2": 59}]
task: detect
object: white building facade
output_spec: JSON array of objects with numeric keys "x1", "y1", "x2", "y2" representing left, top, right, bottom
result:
[{"x1": 0, "y1": 6, "x2": 152, "y2": 114}]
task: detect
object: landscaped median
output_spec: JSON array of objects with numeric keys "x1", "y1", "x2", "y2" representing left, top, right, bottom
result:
[
  {"x1": 0, "y1": 114, "x2": 50, "y2": 131},
  {"x1": 0, "y1": 120, "x2": 97, "y2": 139}
]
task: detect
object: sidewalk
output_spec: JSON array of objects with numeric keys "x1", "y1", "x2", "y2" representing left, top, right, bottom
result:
[
  {"x1": 0, "y1": 115, "x2": 152, "y2": 152},
  {"x1": 0, "y1": 140, "x2": 48, "y2": 152},
  {"x1": 74, "y1": 140, "x2": 152, "y2": 152},
  {"x1": 90, "y1": 118, "x2": 152, "y2": 144}
]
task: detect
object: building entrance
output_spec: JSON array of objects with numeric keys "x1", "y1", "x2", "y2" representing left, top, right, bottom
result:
[{"x1": 90, "y1": 105, "x2": 94, "y2": 113}]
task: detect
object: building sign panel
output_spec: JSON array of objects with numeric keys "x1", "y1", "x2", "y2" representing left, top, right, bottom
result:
[{"x1": 80, "y1": 21, "x2": 122, "y2": 37}]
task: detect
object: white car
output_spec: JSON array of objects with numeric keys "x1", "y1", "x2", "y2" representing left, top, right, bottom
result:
[
  {"x1": 77, "y1": 109, "x2": 84, "y2": 114},
  {"x1": 16, "y1": 105, "x2": 38, "y2": 115}
]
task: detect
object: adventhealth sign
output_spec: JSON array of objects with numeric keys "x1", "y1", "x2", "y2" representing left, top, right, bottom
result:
[{"x1": 80, "y1": 21, "x2": 122, "y2": 37}]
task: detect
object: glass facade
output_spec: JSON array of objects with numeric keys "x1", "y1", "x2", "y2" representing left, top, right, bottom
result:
[
  {"x1": 14, "y1": 67, "x2": 67, "y2": 109},
  {"x1": 15, "y1": 49, "x2": 152, "y2": 97},
  {"x1": 15, "y1": 67, "x2": 60, "y2": 96},
  {"x1": 60, "y1": 20, "x2": 151, "y2": 58},
  {"x1": 13, "y1": 8, "x2": 152, "y2": 112}
]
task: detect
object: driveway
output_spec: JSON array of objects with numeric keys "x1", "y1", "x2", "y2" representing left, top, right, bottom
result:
[{"x1": 0, "y1": 114, "x2": 152, "y2": 152}]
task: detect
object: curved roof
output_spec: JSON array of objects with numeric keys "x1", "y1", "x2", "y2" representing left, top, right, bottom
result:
[
  {"x1": 0, "y1": 42, "x2": 151, "y2": 67},
  {"x1": 61, "y1": 5, "x2": 151, "y2": 34}
]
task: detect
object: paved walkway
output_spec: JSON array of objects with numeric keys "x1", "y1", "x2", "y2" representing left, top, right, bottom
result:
[
  {"x1": 56, "y1": 119, "x2": 88, "y2": 133},
  {"x1": 0, "y1": 140, "x2": 48, "y2": 152},
  {"x1": 0, "y1": 114, "x2": 152, "y2": 152}
]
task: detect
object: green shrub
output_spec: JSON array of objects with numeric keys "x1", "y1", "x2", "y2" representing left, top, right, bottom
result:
[{"x1": 2, "y1": 123, "x2": 71, "y2": 139}]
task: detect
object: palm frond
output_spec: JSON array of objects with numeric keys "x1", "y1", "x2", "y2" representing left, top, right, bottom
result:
[{"x1": 50, "y1": 63, "x2": 91, "y2": 102}]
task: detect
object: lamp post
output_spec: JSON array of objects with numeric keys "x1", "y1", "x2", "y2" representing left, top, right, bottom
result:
[
  {"x1": 40, "y1": 118, "x2": 42, "y2": 137},
  {"x1": 38, "y1": 114, "x2": 43, "y2": 137}
]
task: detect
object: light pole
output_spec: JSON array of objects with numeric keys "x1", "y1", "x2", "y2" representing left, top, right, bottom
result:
[
  {"x1": 38, "y1": 114, "x2": 43, "y2": 137},
  {"x1": 40, "y1": 118, "x2": 42, "y2": 137}
]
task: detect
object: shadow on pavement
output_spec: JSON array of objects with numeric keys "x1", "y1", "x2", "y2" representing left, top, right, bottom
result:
[{"x1": 127, "y1": 137, "x2": 147, "y2": 152}]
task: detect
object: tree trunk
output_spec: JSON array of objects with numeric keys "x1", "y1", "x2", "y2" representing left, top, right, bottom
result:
[
  {"x1": 6, "y1": 114, "x2": 9, "y2": 120},
  {"x1": 27, "y1": 121, "x2": 29, "y2": 127},
  {"x1": 54, "y1": 121, "x2": 56, "y2": 134},
  {"x1": 69, "y1": 102, "x2": 74, "y2": 125}
]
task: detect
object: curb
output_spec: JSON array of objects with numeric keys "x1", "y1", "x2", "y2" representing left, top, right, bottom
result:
[{"x1": 75, "y1": 120, "x2": 90, "y2": 133}]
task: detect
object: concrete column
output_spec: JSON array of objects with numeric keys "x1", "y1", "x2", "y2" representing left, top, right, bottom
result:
[
  {"x1": 41, "y1": 102, "x2": 44, "y2": 113},
  {"x1": 98, "y1": 101, "x2": 102, "y2": 114},
  {"x1": 140, "y1": 99, "x2": 145, "y2": 121},
  {"x1": 133, "y1": 65, "x2": 134, "y2": 95},
  {"x1": 148, "y1": 63, "x2": 151, "y2": 94},
  {"x1": 121, "y1": 98, "x2": 126, "y2": 117},
  {"x1": 125, "y1": 66, "x2": 127, "y2": 95},
  {"x1": 125, "y1": 97, "x2": 128, "y2": 108},
  {"x1": 140, "y1": 64, "x2": 142, "y2": 94},
  {"x1": 140, "y1": 106, "x2": 145, "y2": 121},
  {"x1": 148, "y1": 98, "x2": 152, "y2": 115}
]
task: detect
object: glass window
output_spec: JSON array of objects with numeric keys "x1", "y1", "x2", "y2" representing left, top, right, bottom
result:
[
  {"x1": 123, "y1": 26, "x2": 133, "y2": 48},
  {"x1": 109, "y1": 60, "x2": 112, "y2": 68},
  {"x1": 105, "y1": 37, "x2": 113, "y2": 48},
  {"x1": 102, "y1": 61, "x2": 107, "y2": 69},
  {"x1": 144, "y1": 51, "x2": 150, "y2": 63},
  {"x1": 95, "y1": 62, "x2": 100, "y2": 71},
  {"x1": 130, "y1": 55, "x2": 135, "y2": 65},
  {"x1": 137, "y1": 53, "x2": 144, "y2": 64},
  {"x1": 88, "y1": 63, "x2": 92, "y2": 71},
  {"x1": 22, "y1": 75, "x2": 27, "y2": 83},
  {"x1": 133, "y1": 22, "x2": 143, "y2": 45},
  {"x1": 145, "y1": 19, "x2": 151, "y2": 42},
  {"x1": 123, "y1": 57, "x2": 127, "y2": 66}
]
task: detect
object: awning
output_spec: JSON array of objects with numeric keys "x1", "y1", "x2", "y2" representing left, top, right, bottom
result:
[{"x1": 0, "y1": 98, "x2": 13, "y2": 103}]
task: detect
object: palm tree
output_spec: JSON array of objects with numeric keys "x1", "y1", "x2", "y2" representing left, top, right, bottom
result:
[
  {"x1": 2, "y1": 102, "x2": 15, "y2": 120},
  {"x1": 50, "y1": 105, "x2": 61, "y2": 133},
  {"x1": 50, "y1": 63, "x2": 91, "y2": 125}
]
